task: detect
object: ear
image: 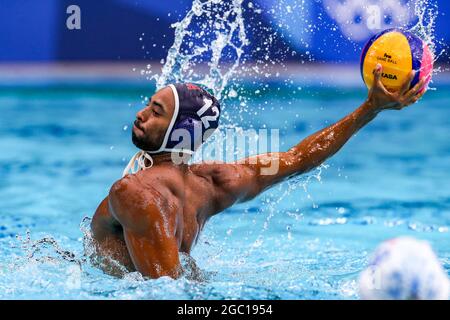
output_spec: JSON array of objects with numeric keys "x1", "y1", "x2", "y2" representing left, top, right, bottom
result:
[{"x1": 166, "y1": 117, "x2": 203, "y2": 152}]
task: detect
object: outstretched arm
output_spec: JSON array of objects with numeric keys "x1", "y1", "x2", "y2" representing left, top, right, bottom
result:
[{"x1": 210, "y1": 65, "x2": 427, "y2": 209}]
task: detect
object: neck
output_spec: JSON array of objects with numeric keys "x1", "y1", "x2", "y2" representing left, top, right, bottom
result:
[{"x1": 146, "y1": 152, "x2": 174, "y2": 167}]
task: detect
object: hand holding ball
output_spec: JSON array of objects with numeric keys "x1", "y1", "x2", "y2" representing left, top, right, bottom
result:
[{"x1": 361, "y1": 28, "x2": 433, "y2": 93}]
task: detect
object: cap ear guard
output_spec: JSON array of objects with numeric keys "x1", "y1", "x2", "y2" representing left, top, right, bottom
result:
[
  {"x1": 160, "y1": 83, "x2": 220, "y2": 154},
  {"x1": 142, "y1": 84, "x2": 182, "y2": 154},
  {"x1": 165, "y1": 116, "x2": 204, "y2": 152}
]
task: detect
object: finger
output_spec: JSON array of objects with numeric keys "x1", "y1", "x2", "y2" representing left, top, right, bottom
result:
[
  {"x1": 400, "y1": 70, "x2": 416, "y2": 95},
  {"x1": 412, "y1": 90, "x2": 426, "y2": 103},
  {"x1": 373, "y1": 63, "x2": 382, "y2": 84},
  {"x1": 404, "y1": 89, "x2": 426, "y2": 107},
  {"x1": 372, "y1": 64, "x2": 390, "y2": 95},
  {"x1": 405, "y1": 77, "x2": 426, "y2": 99},
  {"x1": 418, "y1": 75, "x2": 431, "y2": 93}
]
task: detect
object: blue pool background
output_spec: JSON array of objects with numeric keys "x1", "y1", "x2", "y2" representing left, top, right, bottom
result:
[{"x1": 0, "y1": 75, "x2": 448, "y2": 299}]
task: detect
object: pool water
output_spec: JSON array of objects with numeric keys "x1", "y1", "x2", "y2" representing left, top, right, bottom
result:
[{"x1": 0, "y1": 80, "x2": 449, "y2": 299}]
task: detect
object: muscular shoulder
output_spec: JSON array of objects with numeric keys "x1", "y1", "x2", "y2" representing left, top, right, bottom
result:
[
  {"x1": 190, "y1": 162, "x2": 254, "y2": 187},
  {"x1": 113, "y1": 166, "x2": 184, "y2": 199},
  {"x1": 189, "y1": 162, "x2": 257, "y2": 209},
  {"x1": 108, "y1": 168, "x2": 183, "y2": 232}
]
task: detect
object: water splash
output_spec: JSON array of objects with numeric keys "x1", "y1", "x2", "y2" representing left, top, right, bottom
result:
[
  {"x1": 153, "y1": 0, "x2": 249, "y2": 100},
  {"x1": 410, "y1": 0, "x2": 439, "y2": 54},
  {"x1": 5, "y1": 216, "x2": 208, "y2": 290},
  {"x1": 408, "y1": 0, "x2": 448, "y2": 80},
  {"x1": 16, "y1": 230, "x2": 82, "y2": 266},
  {"x1": 234, "y1": 164, "x2": 329, "y2": 265}
]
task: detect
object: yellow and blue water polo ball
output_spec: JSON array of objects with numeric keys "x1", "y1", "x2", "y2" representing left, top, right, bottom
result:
[{"x1": 361, "y1": 28, "x2": 433, "y2": 92}]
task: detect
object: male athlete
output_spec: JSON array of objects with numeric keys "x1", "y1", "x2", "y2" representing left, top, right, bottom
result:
[{"x1": 91, "y1": 65, "x2": 426, "y2": 278}]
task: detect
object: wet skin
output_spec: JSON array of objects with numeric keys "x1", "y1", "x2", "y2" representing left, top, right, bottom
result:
[{"x1": 91, "y1": 65, "x2": 427, "y2": 278}]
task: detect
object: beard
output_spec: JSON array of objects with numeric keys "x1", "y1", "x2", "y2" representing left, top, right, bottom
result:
[{"x1": 131, "y1": 130, "x2": 160, "y2": 151}]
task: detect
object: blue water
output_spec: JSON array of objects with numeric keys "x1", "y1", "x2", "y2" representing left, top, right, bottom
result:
[{"x1": 0, "y1": 80, "x2": 449, "y2": 299}]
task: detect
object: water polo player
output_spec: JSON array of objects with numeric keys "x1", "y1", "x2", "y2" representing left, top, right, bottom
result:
[{"x1": 91, "y1": 68, "x2": 427, "y2": 278}]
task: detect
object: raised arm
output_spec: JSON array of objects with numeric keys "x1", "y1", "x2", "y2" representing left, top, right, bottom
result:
[{"x1": 210, "y1": 65, "x2": 427, "y2": 208}]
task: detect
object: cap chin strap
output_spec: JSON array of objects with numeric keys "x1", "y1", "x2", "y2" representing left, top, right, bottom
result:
[
  {"x1": 122, "y1": 148, "x2": 194, "y2": 177},
  {"x1": 122, "y1": 150, "x2": 154, "y2": 177}
]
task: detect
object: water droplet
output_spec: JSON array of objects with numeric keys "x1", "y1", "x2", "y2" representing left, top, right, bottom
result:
[{"x1": 228, "y1": 89, "x2": 238, "y2": 98}]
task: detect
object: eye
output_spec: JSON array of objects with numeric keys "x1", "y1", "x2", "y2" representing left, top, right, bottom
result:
[{"x1": 152, "y1": 109, "x2": 160, "y2": 116}]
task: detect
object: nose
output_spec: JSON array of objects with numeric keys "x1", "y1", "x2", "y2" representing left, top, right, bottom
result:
[{"x1": 136, "y1": 106, "x2": 150, "y2": 122}]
